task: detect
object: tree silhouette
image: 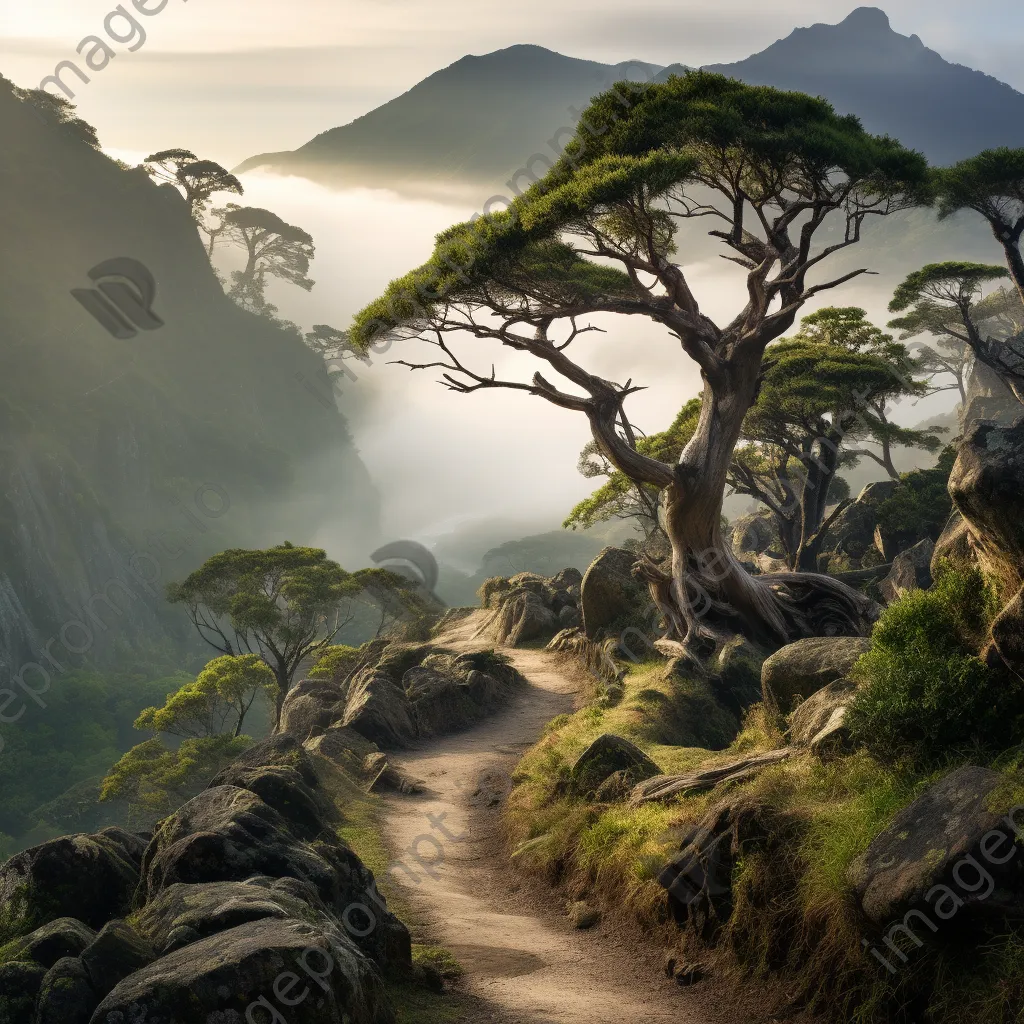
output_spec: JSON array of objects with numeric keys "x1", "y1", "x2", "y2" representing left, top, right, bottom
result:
[
  {"x1": 143, "y1": 148, "x2": 244, "y2": 227},
  {"x1": 889, "y1": 262, "x2": 1024, "y2": 406},
  {"x1": 212, "y1": 205, "x2": 315, "y2": 316}
]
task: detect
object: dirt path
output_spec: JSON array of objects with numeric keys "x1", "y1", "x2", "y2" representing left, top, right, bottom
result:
[{"x1": 380, "y1": 614, "x2": 756, "y2": 1024}]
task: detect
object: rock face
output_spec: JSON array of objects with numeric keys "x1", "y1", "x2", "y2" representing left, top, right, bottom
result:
[
  {"x1": 91, "y1": 917, "x2": 395, "y2": 1024},
  {"x1": 0, "y1": 827, "x2": 143, "y2": 934},
  {"x1": 947, "y1": 418, "x2": 1024, "y2": 674},
  {"x1": 760, "y1": 636, "x2": 871, "y2": 711},
  {"x1": 280, "y1": 677, "x2": 348, "y2": 740},
  {"x1": 342, "y1": 667, "x2": 418, "y2": 748},
  {"x1": 569, "y1": 734, "x2": 661, "y2": 797},
  {"x1": 484, "y1": 569, "x2": 580, "y2": 646},
  {"x1": 580, "y1": 547, "x2": 649, "y2": 639},
  {"x1": 822, "y1": 499, "x2": 880, "y2": 560},
  {"x1": 849, "y1": 766, "x2": 1024, "y2": 930},
  {"x1": 879, "y1": 537, "x2": 935, "y2": 604}
]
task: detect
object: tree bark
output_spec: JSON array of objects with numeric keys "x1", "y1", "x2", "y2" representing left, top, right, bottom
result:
[{"x1": 637, "y1": 379, "x2": 877, "y2": 657}]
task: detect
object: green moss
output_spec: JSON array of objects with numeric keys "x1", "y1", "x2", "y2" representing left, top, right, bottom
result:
[{"x1": 412, "y1": 945, "x2": 464, "y2": 979}]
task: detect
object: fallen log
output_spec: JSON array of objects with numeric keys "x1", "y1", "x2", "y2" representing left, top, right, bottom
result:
[{"x1": 629, "y1": 747, "x2": 795, "y2": 805}]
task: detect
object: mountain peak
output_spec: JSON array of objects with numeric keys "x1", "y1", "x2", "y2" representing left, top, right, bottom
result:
[{"x1": 840, "y1": 7, "x2": 892, "y2": 32}]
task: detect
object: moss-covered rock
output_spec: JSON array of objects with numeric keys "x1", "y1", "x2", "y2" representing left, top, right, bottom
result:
[{"x1": 569, "y1": 734, "x2": 661, "y2": 798}]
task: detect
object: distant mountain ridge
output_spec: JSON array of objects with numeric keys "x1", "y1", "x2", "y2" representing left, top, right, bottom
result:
[{"x1": 236, "y1": 7, "x2": 1024, "y2": 194}]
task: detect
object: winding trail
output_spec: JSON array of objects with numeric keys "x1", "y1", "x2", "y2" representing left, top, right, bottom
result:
[{"x1": 379, "y1": 614, "x2": 757, "y2": 1024}]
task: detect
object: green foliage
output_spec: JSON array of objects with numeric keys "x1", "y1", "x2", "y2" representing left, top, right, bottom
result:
[
  {"x1": 933, "y1": 148, "x2": 1024, "y2": 221},
  {"x1": 168, "y1": 543, "x2": 423, "y2": 702},
  {"x1": 0, "y1": 670, "x2": 190, "y2": 839},
  {"x1": 134, "y1": 654, "x2": 276, "y2": 739},
  {"x1": 12, "y1": 87, "x2": 101, "y2": 149},
  {"x1": 350, "y1": 72, "x2": 928, "y2": 349},
  {"x1": 889, "y1": 261, "x2": 1009, "y2": 313},
  {"x1": 847, "y1": 565, "x2": 1016, "y2": 768},
  {"x1": 875, "y1": 446, "x2": 957, "y2": 547},
  {"x1": 565, "y1": 399, "x2": 701, "y2": 532},
  {"x1": 308, "y1": 644, "x2": 361, "y2": 681},
  {"x1": 99, "y1": 734, "x2": 250, "y2": 823}
]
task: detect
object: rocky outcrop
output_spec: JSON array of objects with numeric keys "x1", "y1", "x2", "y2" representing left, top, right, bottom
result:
[
  {"x1": 580, "y1": 548, "x2": 649, "y2": 638},
  {"x1": 482, "y1": 569, "x2": 581, "y2": 646},
  {"x1": 281, "y1": 641, "x2": 524, "y2": 752},
  {"x1": 0, "y1": 826, "x2": 144, "y2": 934},
  {"x1": 569, "y1": 734, "x2": 661, "y2": 798},
  {"x1": 849, "y1": 766, "x2": 1024, "y2": 931},
  {"x1": 342, "y1": 667, "x2": 419, "y2": 748},
  {"x1": 945, "y1": 418, "x2": 1024, "y2": 674},
  {"x1": 0, "y1": 736, "x2": 411, "y2": 1021},
  {"x1": 760, "y1": 636, "x2": 871, "y2": 711},
  {"x1": 91, "y1": 917, "x2": 394, "y2": 1024},
  {"x1": 879, "y1": 537, "x2": 934, "y2": 604}
]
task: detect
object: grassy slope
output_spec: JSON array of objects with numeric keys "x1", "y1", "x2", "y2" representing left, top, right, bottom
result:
[{"x1": 504, "y1": 653, "x2": 1024, "y2": 1023}]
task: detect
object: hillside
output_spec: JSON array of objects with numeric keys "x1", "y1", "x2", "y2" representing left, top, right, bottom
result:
[
  {"x1": 234, "y1": 45, "x2": 659, "y2": 193},
  {"x1": 0, "y1": 79, "x2": 382, "y2": 682},
  {"x1": 236, "y1": 7, "x2": 1024, "y2": 195},
  {"x1": 702, "y1": 7, "x2": 1024, "y2": 165}
]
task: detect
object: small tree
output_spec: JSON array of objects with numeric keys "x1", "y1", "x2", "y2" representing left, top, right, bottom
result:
[
  {"x1": 134, "y1": 654, "x2": 276, "y2": 739},
  {"x1": 167, "y1": 543, "x2": 422, "y2": 720},
  {"x1": 888, "y1": 262, "x2": 1024, "y2": 406},
  {"x1": 352, "y1": 72, "x2": 928, "y2": 654},
  {"x1": 210, "y1": 205, "x2": 315, "y2": 315},
  {"x1": 143, "y1": 149, "x2": 244, "y2": 226}
]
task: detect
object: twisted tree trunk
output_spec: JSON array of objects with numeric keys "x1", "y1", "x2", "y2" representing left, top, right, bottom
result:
[{"x1": 634, "y1": 378, "x2": 877, "y2": 658}]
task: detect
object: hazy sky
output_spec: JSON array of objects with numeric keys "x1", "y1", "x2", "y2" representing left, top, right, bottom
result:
[
  {"x1": 2, "y1": 1, "x2": 1024, "y2": 164},
  {"x1": 0, "y1": 1, "x2": 996, "y2": 546}
]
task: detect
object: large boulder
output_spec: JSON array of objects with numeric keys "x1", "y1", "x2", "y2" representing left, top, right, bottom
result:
[
  {"x1": 134, "y1": 876, "x2": 329, "y2": 955},
  {"x1": 760, "y1": 636, "x2": 871, "y2": 712},
  {"x1": 0, "y1": 917, "x2": 95, "y2": 969},
  {"x1": 90, "y1": 917, "x2": 395, "y2": 1024},
  {"x1": 569, "y1": 734, "x2": 661, "y2": 797},
  {"x1": 788, "y1": 680, "x2": 858, "y2": 755},
  {"x1": 879, "y1": 537, "x2": 935, "y2": 604},
  {"x1": 137, "y1": 785, "x2": 409, "y2": 968},
  {"x1": 342, "y1": 667, "x2": 418, "y2": 748},
  {"x1": 0, "y1": 830, "x2": 141, "y2": 936},
  {"x1": 0, "y1": 960, "x2": 46, "y2": 1021},
  {"x1": 33, "y1": 956, "x2": 97, "y2": 1024},
  {"x1": 580, "y1": 547, "x2": 648, "y2": 639},
  {"x1": 210, "y1": 763, "x2": 333, "y2": 841},
  {"x1": 948, "y1": 418, "x2": 1024, "y2": 673},
  {"x1": 78, "y1": 919, "x2": 154, "y2": 999},
  {"x1": 280, "y1": 678, "x2": 347, "y2": 739},
  {"x1": 491, "y1": 590, "x2": 559, "y2": 646},
  {"x1": 821, "y1": 492, "x2": 883, "y2": 560},
  {"x1": 730, "y1": 510, "x2": 780, "y2": 560},
  {"x1": 849, "y1": 765, "x2": 1024, "y2": 929}
]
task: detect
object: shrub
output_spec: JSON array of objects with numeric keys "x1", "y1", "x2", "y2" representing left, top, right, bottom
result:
[
  {"x1": 847, "y1": 565, "x2": 1018, "y2": 767},
  {"x1": 875, "y1": 445, "x2": 956, "y2": 550}
]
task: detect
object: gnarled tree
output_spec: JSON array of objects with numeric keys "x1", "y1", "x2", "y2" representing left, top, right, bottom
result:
[
  {"x1": 352, "y1": 72, "x2": 928, "y2": 656},
  {"x1": 889, "y1": 262, "x2": 1024, "y2": 407}
]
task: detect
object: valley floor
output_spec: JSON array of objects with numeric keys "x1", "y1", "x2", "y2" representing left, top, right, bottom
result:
[{"x1": 380, "y1": 614, "x2": 755, "y2": 1023}]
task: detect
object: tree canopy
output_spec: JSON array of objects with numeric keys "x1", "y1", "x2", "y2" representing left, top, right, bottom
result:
[
  {"x1": 143, "y1": 149, "x2": 244, "y2": 222},
  {"x1": 351, "y1": 72, "x2": 928, "y2": 649},
  {"x1": 167, "y1": 543, "x2": 425, "y2": 717},
  {"x1": 888, "y1": 261, "x2": 1024, "y2": 405}
]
